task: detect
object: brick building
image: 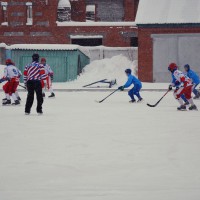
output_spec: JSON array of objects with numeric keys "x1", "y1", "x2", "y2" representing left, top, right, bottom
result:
[
  {"x1": 136, "y1": 0, "x2": 200, "y2": 82},
  {"x1": 0, "y1": 0, "x2": 139, "y2": 47}
]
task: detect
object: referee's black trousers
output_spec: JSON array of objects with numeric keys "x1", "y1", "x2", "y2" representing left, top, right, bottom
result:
[{"x1": 25, "y1": 80, "x2": 43, "y2": 113}]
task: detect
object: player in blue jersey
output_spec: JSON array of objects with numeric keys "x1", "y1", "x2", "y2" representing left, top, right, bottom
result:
[
  {"x1": 118, "y1": 69, "x2": 143, "y2": 103},
  {"x1": 184, "y1": 64, "x2": 200, "y2": 99}
]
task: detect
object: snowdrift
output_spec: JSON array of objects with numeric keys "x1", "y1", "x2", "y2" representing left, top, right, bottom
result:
[
  {"x1": 0, "y1": 65, "x2": 5, "y2": 77},
  {"x1": 73, "y1": 55, "x2": 138, "y2": 87}
]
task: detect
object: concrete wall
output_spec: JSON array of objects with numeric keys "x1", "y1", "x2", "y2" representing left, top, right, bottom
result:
[
  {"x1": 138, "y1": 26, "x2": 200, "y2": 82},
  {"x1": 87, "y1": 47, "x2": 138, "y2": 62}
]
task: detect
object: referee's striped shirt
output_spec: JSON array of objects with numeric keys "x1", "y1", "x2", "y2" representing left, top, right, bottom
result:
[{"x1": 24, "y1": 62, "x2": 47, "y2": 83}]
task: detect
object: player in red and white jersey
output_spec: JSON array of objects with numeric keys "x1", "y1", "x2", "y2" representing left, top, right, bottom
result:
[
  {"x1": 0, "y1": 59, "x2": 21, "y2": 105},
  {"x1": 168, "y1": 63, "x2": 197, "y2": 111},
  {"x1": 40, "y1": 58, "x2": 55, "y2": 98}
]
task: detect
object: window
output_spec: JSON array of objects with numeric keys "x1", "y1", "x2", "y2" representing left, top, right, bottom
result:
[
  {"x1": 1, "y1": 2, "x2": 8, "y2": 26},
  {"x1": 130, "y1": 37, "x2": 138, "y2": 47},
  {"x1": 86, "y1": 5, "x2": 96, "y2": 21},
  {"x1": 26, "y1": 2, "x2": 33, "y2": 25},
  {"x1": 57, "y1": 0, "x2": 71, "y2": 22},
  {"x1": 71, "y1": 38, "x2": 102, "y2": 46}
]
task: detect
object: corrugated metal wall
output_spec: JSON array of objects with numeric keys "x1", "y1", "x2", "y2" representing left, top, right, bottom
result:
[{"x1": 8, "y1": 49, "x2": 89, "y2": 82}]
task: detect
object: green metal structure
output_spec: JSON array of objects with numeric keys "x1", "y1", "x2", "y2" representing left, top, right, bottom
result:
[{"x1": 7, "y1": 47, "x2": 90, "y2": 82}]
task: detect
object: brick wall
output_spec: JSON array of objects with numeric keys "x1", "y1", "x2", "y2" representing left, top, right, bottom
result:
[
  {"x1": 124, "y1": 0, "x2": 139, "y2": 21},
  {"x1": 0, "y1": 24, "x2": 137, "y2": 46},
  {"x1": 70, "y1": 0, "x2": 86, "y2": 22},
  {"x1": 0, "y1": 0, "x2": 138, "y2": 47},
  {"x1": 86, "y1": 0, "x2": 124, "y2": 22},
  {"x1": 0, "y1": 0, "x2": 58, "y2": 27},
  {"x1": 138, "y1": 26, "x2": 200, "y2": 82}
]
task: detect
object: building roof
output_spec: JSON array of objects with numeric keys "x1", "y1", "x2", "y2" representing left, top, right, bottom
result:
[
  {"x1": 136, "y1": 0, "x2": 200, "y2": 24},
  {"x1": 6, "y1": 44, "x2": 89, "y2": 57}
]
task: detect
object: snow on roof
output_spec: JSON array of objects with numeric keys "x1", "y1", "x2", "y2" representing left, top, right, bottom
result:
[
  {"x1": 70, "y1": 35, "x2": 103, "y2": 39},
  {"x1": 58, "y1": 0, "x2": 71, "y2": 8},
  {"x1": 7, "y1": 44, "x2": 79, "y2": 50},
  {"x1": 0, "y1": 43, "x2": 6, "y2": 48},
  {"x1": 136, "y1": 0, "x2": 200, "y2": 24},
  {"x1": 86, "y1": 5, "x2": 96, "y2": 12},
  {"x1": 6, "y1": 44, "x2": 89, "y2": 57},
  {"x1": 57, "y1": 21, "x2": 136, "y2": 27}
]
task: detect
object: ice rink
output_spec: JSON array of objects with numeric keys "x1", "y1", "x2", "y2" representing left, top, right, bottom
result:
[{"x1": 0, "y1": 90, "x2": 200, "y2": 200}]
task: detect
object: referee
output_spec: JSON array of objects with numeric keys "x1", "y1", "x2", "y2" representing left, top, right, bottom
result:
[{"x1": 24, "y1": 53, "x2": 47, "y2": 115}]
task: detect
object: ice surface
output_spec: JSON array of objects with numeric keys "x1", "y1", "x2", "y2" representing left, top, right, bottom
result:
[
  {"x1": 136, "y1": 0, "x2": 200, "y2": 24},
  {"x1": 1, "y1": 55, "x2": 200, "y2": 199},
  {"x1": 0, "y1": 90, "x2": 200, "y2": 200}
]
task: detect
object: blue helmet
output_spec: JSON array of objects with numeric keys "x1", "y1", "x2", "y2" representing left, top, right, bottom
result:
[
  {"x1": 184, "y1": 64, "x2": 190, "y2": 71},
  {"x1": 125, "y1": 69, "x2": 132, "y2": 74}
]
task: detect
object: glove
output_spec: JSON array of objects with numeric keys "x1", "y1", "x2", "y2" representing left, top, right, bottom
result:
[
  {"x1": 0, "y1": 79, "x2": 2, "y2": 84},
  {"x1": 183, "y1": 81, "x2": 187, "y2": 87},
  {"x1": 118, "y1": 86, "x2": 124, "y2": 91},
  {"x1": 50, "y1": 74, "x2": 53, "y2": 81},
  {"x1": 168, "y1": 85, "x2": 173, "y2": 91}
]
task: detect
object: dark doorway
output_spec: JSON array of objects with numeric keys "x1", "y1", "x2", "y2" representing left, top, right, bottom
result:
[
  {"x1": 130, "y1": 37, "x2": 138, "y2": 47},
  {"x1": 71, "y1": 38, "x2": 103, "y2": 46}
]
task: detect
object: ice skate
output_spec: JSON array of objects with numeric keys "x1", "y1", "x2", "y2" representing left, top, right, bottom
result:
[
  {"x1": 177, "y1": 105, "x2": 186, "y2": 111},
  {"x1": 189, "y1": 104, "x2": 198, "y2": 111},
  {"x1": 48, "y1": 92, "x2": 55, "y2": 98}
]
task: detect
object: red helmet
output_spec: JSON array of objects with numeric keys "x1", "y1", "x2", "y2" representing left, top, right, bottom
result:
[
  {"x1": 168, "y1": 63, "x2": 178, "y2": 72},
  {"x1": 5, "y1": 59, "x2": 14, "y2": 65},
  {"x1": 41, "y1": 57, "x2": 46, "y2": 62}
]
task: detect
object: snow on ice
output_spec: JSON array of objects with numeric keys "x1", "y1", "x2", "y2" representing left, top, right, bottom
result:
[{"x1": 0, "y1": 55, "x2": 200, "y2": 200}]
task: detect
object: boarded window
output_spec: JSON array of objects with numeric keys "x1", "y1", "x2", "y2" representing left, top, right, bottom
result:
[
  {"x1": 4, "y1": 32, "x2": 24, "y2": 36},
  {"x1": 11, "y1": 12, "x2": 24, "y2": 17},
  {"x1": 72, "y1": 38, "x2": 102, "y2": 46},
  {"x1": 86, "y1": 0, "x2": 124, "y2": 21},
  {"x1": 30, "y1": 32, "x2": 52, "y2": 36},
  {"x1": 57, "y1": 0, "x2": 71, "y2": 22},
  {"x1": 86, "y1": 5, "x2": 96, "y2": 21},
  {"x1": 26, "y1": 2, "x2": 33, "y2": 25},
  {"x1": 10, "y1": 22, "x2": 24, "y2": 26},
  {"x1": 1, "y1": 2, "x2": 8, "y2": 26}
]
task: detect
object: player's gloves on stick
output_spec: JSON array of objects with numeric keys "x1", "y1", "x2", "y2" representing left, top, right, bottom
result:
[
  {"x1": 168, "y1": 85, "x2": 173, "y2": 91},
  {"x1": 118, "y1": 86, "x2": 124, "y2": 91},
  {"x1": 50, "y1": 74, "x2": 53, "y2": 81}
]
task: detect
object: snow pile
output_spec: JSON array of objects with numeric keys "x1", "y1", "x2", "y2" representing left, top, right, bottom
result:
[
  {"x1": 0, "y1": 64, "x2": 5, "y2": 77},
  {"x1": 74, "y1": 55, "x2": 138, "y2": 87}
]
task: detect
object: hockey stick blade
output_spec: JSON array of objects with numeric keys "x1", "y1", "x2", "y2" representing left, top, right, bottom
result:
[
  {"x1": 95, "y1": 89, "x2": 119, "y2": 103},
  {"x1": 83, "y1": 79, "x2": 107, "y2": 87},
  {"x1": 147, "y1": 103, "x2": 157, "y2": 107},
  {"x1": 146, "y1": 90, "x2": 170, "y2": 108}
]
